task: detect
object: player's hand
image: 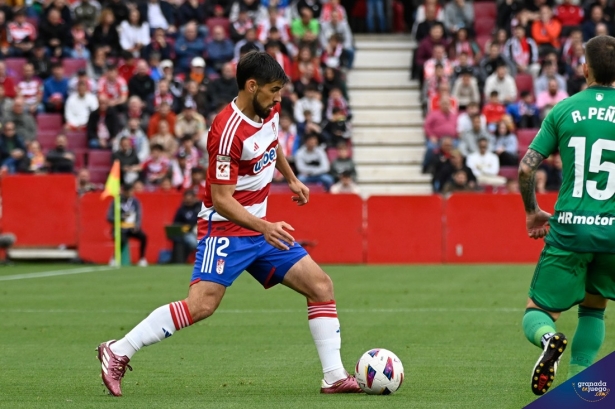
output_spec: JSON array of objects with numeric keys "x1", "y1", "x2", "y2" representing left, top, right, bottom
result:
[
  {"x1": 288, "y1": 179, "x2": 309, "y2": 206},
  {"x1": 263, "y1": 221, "x2": 295, "y2": 250},
  {"x1": 526, "y1": 209, "x2": 551, "y2": 239}
]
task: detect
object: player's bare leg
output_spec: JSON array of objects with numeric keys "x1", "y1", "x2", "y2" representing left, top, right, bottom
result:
[
  {"x1": 568, "y1": 292, "x2": 607, "y2": 378},
  {"x1": 283, "y1": 255, "x2": 362, "y2": 394},
  {"x1": 97, "y1": 281, "x2": 225, "y2": 396},
  {"x1": 523, "y1": 299, "x2": 567, "y2": 395}
]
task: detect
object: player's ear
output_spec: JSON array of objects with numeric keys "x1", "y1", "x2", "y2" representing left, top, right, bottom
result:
[
  {"x1": 582, "y1": 63, "x2": 589, "y2": 80},
  {"x1": 247, "y1": 79, "x2": 258, "y2": 94}
]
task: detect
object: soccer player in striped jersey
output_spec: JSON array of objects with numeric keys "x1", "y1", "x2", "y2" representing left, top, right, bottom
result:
[{"x1": 97, "y1": 51, "x2": 361, "y2": 396}]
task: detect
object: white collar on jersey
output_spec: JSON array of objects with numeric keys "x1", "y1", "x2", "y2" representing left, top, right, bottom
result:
[{"x1": 231, "y1": 98, "x2": 264, "y2": 128}]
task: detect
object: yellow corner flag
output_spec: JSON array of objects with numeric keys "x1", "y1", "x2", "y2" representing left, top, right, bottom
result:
[{"x1": 101, "y1": 160, "x2": 121, "y2": 267}]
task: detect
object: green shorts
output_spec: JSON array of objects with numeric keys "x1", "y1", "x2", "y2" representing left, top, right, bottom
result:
[{"x1": 529, "y1": 244, "x2": 615, "y2": 312}]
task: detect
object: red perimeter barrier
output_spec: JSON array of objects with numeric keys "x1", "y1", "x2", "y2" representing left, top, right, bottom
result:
[
  {"x1": 268, "y1": 193, "x2": 364, "y2": 264},
  {"x1": 366, "y1": 195, "x2": 444, "y2": 263},
  {"x1": 444, "y1": 193, "x2": 558, "y2": 263},
  {"x1": 2, "y1": 175, "x2": 77, "y2": 247}
]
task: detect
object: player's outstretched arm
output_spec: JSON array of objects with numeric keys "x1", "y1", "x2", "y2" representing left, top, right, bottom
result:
[
  {"x1": 519, "y1": 149, "x2": 551, "y2": 239},
  {"x1": 275, "y1": 145, "x2": 309, "y2": 206},
  {"x1": 211, "y1": 183, "x2": 296, "y2": 250}
]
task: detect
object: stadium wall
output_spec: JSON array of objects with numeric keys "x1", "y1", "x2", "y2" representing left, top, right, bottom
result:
[{"x1": 1, "y1": 175, "x2": 558, "y2": 264}]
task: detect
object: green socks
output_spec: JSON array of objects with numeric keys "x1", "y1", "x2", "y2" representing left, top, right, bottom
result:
[
  {"x1": 568, "y1": 306, "x2": 605, "y2": 378},
  {"x1": 523, "y1": 308, "x2": 556, "y2": 347}
]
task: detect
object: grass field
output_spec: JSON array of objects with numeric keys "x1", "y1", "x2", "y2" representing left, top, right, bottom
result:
[{"x1": 1, "y1": 263, "x2": 613, "y2": 409}]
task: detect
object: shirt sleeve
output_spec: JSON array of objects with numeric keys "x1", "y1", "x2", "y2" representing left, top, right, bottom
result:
[
  {"x1": 207, "y1": 119, "x2": 243, "y2": 185},
  {"x1": 529, "y1": 108, "x2": 558, "y2": 157}
]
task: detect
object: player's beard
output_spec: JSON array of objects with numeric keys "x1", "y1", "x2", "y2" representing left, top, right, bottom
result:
[{"x1": 252, "y1": 91, "x2": 273, "y2": 119}]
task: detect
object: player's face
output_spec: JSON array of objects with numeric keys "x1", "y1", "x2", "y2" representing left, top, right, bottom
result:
[{"x1": 253, "y1": 80, "x2": 284, "y2": 118}]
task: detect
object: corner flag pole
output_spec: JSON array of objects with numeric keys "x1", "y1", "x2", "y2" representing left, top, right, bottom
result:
[{"x1": 101, "y1": 160, "x2": 121, "y2": 267}]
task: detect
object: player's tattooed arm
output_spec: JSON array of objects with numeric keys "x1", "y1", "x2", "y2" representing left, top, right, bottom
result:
[{"x1": 519, "y1": 148, "x2": 546, "y2": 213}]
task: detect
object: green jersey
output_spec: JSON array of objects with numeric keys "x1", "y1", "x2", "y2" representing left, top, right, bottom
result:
[{"x1": 530, "y1": 86, "x2": 615, "y2": 253}]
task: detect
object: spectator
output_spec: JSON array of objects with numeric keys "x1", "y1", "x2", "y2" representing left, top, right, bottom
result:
[
  {"x1": 207, "y1": 25, "x2": 236, "y2": 74},
  {"x1": 208, "y1": 63, "x2": 240, "y2": 112},
  {"x1": 482, "y1": 90, "x2": 506, "y2": 130},
  {"x1": 89, "y1": 9, "x2": 121, "y2": 57},
  {"x1": 118, "y1": 52, "x2": 138, "y2": 83},
  {"x1": 170, "y1": 152, "x2": 190, "y2": 188},
  {"x1": 178, "y1": 57, "x2": 210, "y2": 97},
  {"x1": 291, "y1": 7, "x2": 320, "y2": 48},
  {"x1": 45, "y1": 134, "x2": 75, "y2": 173},
  {"x1": 177, "y1": 135, "x2": 200, "y2": 169},
  {"x1": 294, "y1": 83, "x2": 323, "y2": 124},
  {"x1": 69, "y1": 21, "x2": 90, "y2": 60},
  {"x1": 536, "y1": 78, "x2": 569, "y2": 119},
  {"x1": 320, "y1": 0, "x2": 346, "y2": 22},
  {"x1": 4, "y1": 97, "x2": 36, "y2": 143},
  {"x1": 177, "y1": 0, "x2": 210, "y2": 28},
  {"x1": 330, "y1": 170, "x2": 360, "y2": 194},
  {"x1": 325, "y1": 87, "x2": 349, "y2": 119},
  {"x1": 504, "y1": 24, "x2": 540, "y2": 79},
  {"x1": 73, "y1": 0, "x2": 100, "y2": 34},
  {"x1": 113, "y1": 136, "x2": 141, "y2": 184},
  {"x1": 28, "y1": 44, "x2": 52, "y2": 80},
  {"x1": 414, "y1": 1, "x2": 443, "y2": 43},
  {"x1": 555, "y1": 0, "x2": 584, "y2": 32},
  {"x1": 87, "y1": 47, "x2": 108, "y2": 82},
  {"x1": 531, "y1": 5, "x2": 561, "y2": 55},
  {"x1": 44, "y1": 0, "x2": 73, "y2": 26},
  {"x1": 265, "y1": 40, "x2": 293, "y2": 76},
  {"x1": 142, "y1": 28, "x2": 173, "y2": 62},
  {"x1": 447, "y1": 28, "x2": 481, "y2": 65},
  {"x1": 365, "y1": 0, "x2": 386, "y2": 33},
  {"x1": 506, "y1": 90, "x2": 540, "y2": 129},
  {"x1": 479, "y1": 43, "x2": 516, "y2": 82},
  {"x1": 138, "y1": 0, "x2": 176, "y2": 34},
  {"x1": 175, "y1": 22, "x2": 206, "y2": 74},
  {"x1": 457, "y1": 101, "x2": 485, "y2": 135},
  {"x1": 330, "y1": 143, "x2": 356, "y2": 181},
  {"x1": 424, "y1": 44, "x2": 454, "y2": 84},
  {"x1": 451, "y1": 68, "x2": 479, "y2": 109},
  {"x1": 107, "y1": 183, "x2": 148, "y2": 267},
  {"x1": 296, "y1": 0, "x2": 322, "y2": 19},
  {"x1": 39, "y1": 8, "x2": 71, "y2": 58},
  {"x1": 7, "y1": 8, "x2": 35, "y2": 57},
  {"x1": 321, "y1": 107, "x2": 348, "y2": 147},
  {"x1": 128, "y1": 60, "x2": 156, "y2": 103},
  {"x1": 582, "y1": 5, "x2": 610, "y2": 42},
  {"x1": 0, "y1": 61, "x2": 15, "y2": 98},
  {"x1": 466, "y1": 137, "x2": 505, "y2": 186},
  {"x1": 441, "y1": 169, "x2": 476, "y2": 194},
  {"x1": 119, "y1": 8, "x2": 150, "y2": 57},
  {"x1": 414, "y1": 24, "x2": 448, "y2": 81},
  {"x1": 567, "y1": 63, "x2": 586, "y2": 96},
  {"x1": 20, "y1": 140, "x2": 46, "y2": 174},
  {"x1": 147, "y1": 52, "x2": 164, "y2": 82},
  {"x1": 0, "y1": 121, "x2": 25, "y2": 174},
  {"x1": 493, "y1": 120, "x2": 518, "y2": 166},
  {"x1": 234, "y1": 28, "x2": 265, "y2": 61},
  {"x1": 274, "y1": 112, "x2": 300, "y2": 181},
  {"x1": 42, "y1": 63, "x2": 69, "y2": 113},
  {"x1": 443, "y1": 0, "x2": 473, "y2": 35},
  {"x1": 171, "y1": 189, "x2": 201, "y2": 260},
  {"x1": 125, "y1": 96, "x2": 149, "y2": 133},
  {"x1": 148, "y1": 78, "x2": 176, "y2": 114},
  {"x1": 291, "y1": 46, "x2": 321, "y2": 83},
  {"x1": 459, "y1": 114, "x2": 494, "y2": 157},
  {"x1": 142, "y1": 143, "x2": 170, "y2": 187},
  {"x1": 115, "y1": 117, "x2": 150, "y2": 162},
  {"x1": 87, "y1": 95, "x2": 120, "y2": 149},
  {"x1": 77, "y1": 168, "x2": 101, "y2": 196},
  {"x1": 534, "y1": 62, "x2": 567, "y2": 97},
  {"x1": 561, "y1": 28, "x2": 583, "y2": 66},
  {"x1": 320, "y1": 10, "x2": 354, "y2": 67},
  {"x1": 424, "y1": 95, "x2": 458, "y2": 146},
  {"x1": 16, "y1": 63, "x2": 42, "y2": 115},
  {"x1": 148, "y1": 100, "x2": 177, "y2": 137},
  {"x1": 536, "y1": 154, "x2": 562, "y2": 193},
  {"x1": 322, "y1": 66, "x2": 347, "y2": 102},
  {"x1": 150, "y1": 120, "x2": 178, "y2": 157},
  {"x1": 484, "y1": 64, "x2": 517, "y2": 104},
  {"x1": 65, "y1": 80, "x2": 99, "y2": 129},
  {"x1": 181, "y1": 80, "x2": 209, "y2": 118},
  {"x1": 295, "y1": 133, "x2": 335, "y2": 191},
  {"x1": 107, "y1": 0, "x2": 129, "y2": 26},
  {"x1": 97, "y1": 64, "x2": 128, "y2": 111},
  {"x1": 434, "y1": 148, "x2": 477, "y2": 192},
  {"x1": 232, "y1": 9, "x2": 255, "y2": 43},
  {"x1": 175, "y1": 101, "x2": 207, "y2": 142}
]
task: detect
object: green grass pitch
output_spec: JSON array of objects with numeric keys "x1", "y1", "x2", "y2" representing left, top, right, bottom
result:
[{"x1": 1, "y1": 264, "x2": 613, "y2": 409}]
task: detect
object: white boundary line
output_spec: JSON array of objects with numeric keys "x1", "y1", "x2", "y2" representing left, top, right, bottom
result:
[
  {"x1": 0, "y1": 307, "x2": 525, "y2": 314},
  {"x1": 0, "y1": 266, "x2": 116, "y2": 281}
]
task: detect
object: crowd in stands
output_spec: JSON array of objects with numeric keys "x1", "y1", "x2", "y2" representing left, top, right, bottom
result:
[
  {"x1": 0, "y1": 0, "x2": 366, "y2": 196},
  {"x1": 412, "y1": 0, "x2": 591, "y2": 194}
]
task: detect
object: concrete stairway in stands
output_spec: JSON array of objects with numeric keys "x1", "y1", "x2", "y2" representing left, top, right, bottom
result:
[{"x1": 348, "y1": 34, "x2": 431, "y2": 196}]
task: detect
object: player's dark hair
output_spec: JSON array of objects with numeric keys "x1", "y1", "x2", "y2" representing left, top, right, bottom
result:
[
  {"x1": 236, "y1": 51, "x2": 288, "y2": 90},
  {"x1": 585, "y1": 35, "x2": 615, "y2": 85}
]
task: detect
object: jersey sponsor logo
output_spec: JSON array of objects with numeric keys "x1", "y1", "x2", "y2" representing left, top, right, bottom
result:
[
  {"x1": 216, "y1": 259, "x2": 225, "y2": 274},
  {"x1": 556, "y1": 212, "x2": 615, "y2": 226},
  {"x1": 217, "y1": 162, "x2": 230, "y2": 180},
  {"x1": 217, "y1": 155, "x2": 231, "y2": 162},
  {"x1": 253, "y1": 147, "x2": 277, "y2": 173}
]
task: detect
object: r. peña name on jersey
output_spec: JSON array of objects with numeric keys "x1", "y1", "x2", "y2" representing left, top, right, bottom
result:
[{"x1": 571, "y1": 106, "x2": 615, "y2": 123}]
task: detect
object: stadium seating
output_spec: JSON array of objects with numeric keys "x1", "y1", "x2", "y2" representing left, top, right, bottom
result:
[
  {"x1": 65, "y1": 131, "x2": 88, "y2": 150},
  {"x1": 37, "y1": 130, "x2": 59, "y2": 150},
  {"x1": 88, "y1": 150, "x2": 112, "y2": 168},
  {"x1": 498, "y1": 166, "x2": 518, "y2": 180},
  {"x1": 515, "y1": 74, "x2": 534, "y2": 98},
  {"x1": 517, "y1": 128, "x2": 540, "y2": 157},
  {"x1": 62, "y1": 59, "x2": 87, "y2": 77},
  {"x1": 88, "y1": 167, "x2": 112, "y2": 184},
  {"x1": 36, "y1": 114, "x2": 63, "y2": 132},
  {"x1": 206, "y1": 17, "x2": 231, "y2": 38},
  {"x1": 5, "y1": 58, "x2": 26, "y2": 81}
]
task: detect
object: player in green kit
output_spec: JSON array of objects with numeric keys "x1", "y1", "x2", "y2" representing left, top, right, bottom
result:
[{"x1": 518, "y1": 35, "x2": 615, "y2": 396}]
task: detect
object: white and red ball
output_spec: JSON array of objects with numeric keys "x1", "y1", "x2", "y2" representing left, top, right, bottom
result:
[{"x1": 355, "y1": 348, "x2": 404, "y2": 395}]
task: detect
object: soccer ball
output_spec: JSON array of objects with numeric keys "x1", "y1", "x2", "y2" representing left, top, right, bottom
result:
[{"x1": 355, "y1": 348, "x2": 404, "y2": 395}]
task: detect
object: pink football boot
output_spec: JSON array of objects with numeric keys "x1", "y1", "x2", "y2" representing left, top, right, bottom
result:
[
  {"x1": 97, "y1": 340, "x2": 132, "y2": 396},
  {"x1": 320, "y1": 375, "x2": 363, "y2": 394}
]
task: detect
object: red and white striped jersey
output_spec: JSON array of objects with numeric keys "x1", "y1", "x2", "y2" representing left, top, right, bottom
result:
[{"x1": 198, "y1": 99, "x2": 280, "y2": 238}]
